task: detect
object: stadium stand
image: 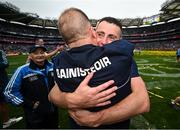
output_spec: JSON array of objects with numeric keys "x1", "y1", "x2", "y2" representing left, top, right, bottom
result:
[{"x1": 0, "y1": 0, "x2": 179, "y2": 54}]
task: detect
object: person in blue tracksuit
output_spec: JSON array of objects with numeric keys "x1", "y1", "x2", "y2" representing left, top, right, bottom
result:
[
  {"x1": 52, "y1": 7, "x2": 134, "y2": 129},
  {"x1": 4, "y1": 45, "x2": 58, "y2": 129}
]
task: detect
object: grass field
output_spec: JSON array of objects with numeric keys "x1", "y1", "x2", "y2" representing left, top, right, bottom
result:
[{"x1": 3, "y1": 50, "x2": 180, "y2": 129}]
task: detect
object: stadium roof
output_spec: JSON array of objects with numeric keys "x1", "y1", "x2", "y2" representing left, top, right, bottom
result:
[
  {"x1": 160, "y1": 0, "x2": 180, "y2": 21},
  {"x1": 0, "y1": 0, "x2": 180, "y2": 28},
  {"x1": 0, "y1": 1, "x2": 57, "y2": 28},
  {"x1": 0, "y1": 1, "x2": 39, "y2": 25}
]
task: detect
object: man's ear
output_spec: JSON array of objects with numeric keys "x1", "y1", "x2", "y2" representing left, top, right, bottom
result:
[{"x1": 90, "y1": 26, "x2": 97, "y2": 39}]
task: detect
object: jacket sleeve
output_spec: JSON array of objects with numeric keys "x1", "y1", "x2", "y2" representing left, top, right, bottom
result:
[
  {"x1": 3, "y1": 66, "x2": 24, "y2": 106},
  {"x1": 0, "y1": 50, "x2": 9, "y2": 69},
  {"x1": 130, "y1": 59, "x2": 139, "y2": 78}
]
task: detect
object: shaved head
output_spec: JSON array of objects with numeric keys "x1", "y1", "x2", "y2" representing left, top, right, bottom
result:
[{"x1": 58, "y1": 8, "x2": 91, "y2": 44}]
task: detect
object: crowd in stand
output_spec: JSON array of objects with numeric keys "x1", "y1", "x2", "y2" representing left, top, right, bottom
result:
[
  {"x1": 0, "y1": 21, "x2": 59, "y2": 36},
  {"x1": 0, "y1": 18, "x2": 180, "y2": 54}
]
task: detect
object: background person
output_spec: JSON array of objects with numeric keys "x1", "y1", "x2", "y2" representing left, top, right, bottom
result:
[
  {"x1": 26, "y1": 38, "x2": 63, "y2": 63},
  {"x1": 0, "y1": 49, "x2": 22, "y2": 128},
  {"x1": 4, "y1": 45, "x2": 59, "y2": 129},
  {"x1": 34, "y1": 38, "x2": 63, "y2": 59},
  {"x1": 176, "y1": 48, "x2": 180, "y2": 62}
]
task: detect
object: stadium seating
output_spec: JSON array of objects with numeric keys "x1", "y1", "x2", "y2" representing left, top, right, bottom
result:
[{"x1": 0, "y1": 1, "x2": 179, "y2": 54}]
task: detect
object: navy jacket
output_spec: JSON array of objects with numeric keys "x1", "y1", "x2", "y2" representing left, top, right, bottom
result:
[{"x1": 53, "y1": 40, "x2": 135, "y2": 128}]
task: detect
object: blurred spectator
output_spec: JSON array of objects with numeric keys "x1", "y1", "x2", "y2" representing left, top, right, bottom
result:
[
  {"x1": 0, "y1": 49, "x2": 22, "y2": 128},
  {"x1": 176, "y1": 48, "x2": 180, "y2": 62},
  {"x1": 0, "y1": 19, "x2": 180, "y2": 51},
  {"x1": 26, "y1": 38, "x2": 64, "y2": 63},
  {"x1": 35, "y1": 39, "x2": 64, "y2": 59}
]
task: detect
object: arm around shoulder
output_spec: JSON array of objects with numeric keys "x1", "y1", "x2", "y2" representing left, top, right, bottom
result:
[
  {"x1": 49, "y1": 73, "x2": 117, "y2": 109},
  {"x1": 98, "y1": 76, "x2": 150, "y2": 126}
]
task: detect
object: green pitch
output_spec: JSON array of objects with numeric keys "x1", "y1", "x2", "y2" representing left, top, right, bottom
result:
[{"x1": 5, "y1": 51, "x2": 180, "y2": 129}]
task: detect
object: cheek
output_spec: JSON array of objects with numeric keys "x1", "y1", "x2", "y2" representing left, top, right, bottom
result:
[
  {"x1": 97, "y1": 39, "x2": 101, "y2": 44},
  {"x1": 97, "y1": 41, "x2": 104, "y2": 47},
  {"x1": 97, "y1": 39, "x2": 103, "y2": 46},
  {"x1": 97, "y1": 37, "x2": 101, "y2": 42},
  {"x1": 97, "y1": 36, "x2": 105, "y2": 44}
]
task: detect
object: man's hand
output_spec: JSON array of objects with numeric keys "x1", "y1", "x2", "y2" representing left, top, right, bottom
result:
[
  {"x1": 68, "y1": 72, "x2": 118, "y2": 108},
  {"x1": 56, "y1": 45, "x2": 64, "y2": 52},
  {"x1": 68, "y1": 77, "x2": 150, "y2": 127},
  {"x1": 69, "y1": 109, "x2": 102, "y2": 127},
  {"x1": 49, "y1": 73, "x2": 117, "y2": 109}
]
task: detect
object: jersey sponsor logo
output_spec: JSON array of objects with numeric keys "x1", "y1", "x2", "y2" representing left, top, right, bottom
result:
[
  {"x1": 23, "y1": 73, "x2": 38, "y2": 79},
  {"x1": 28, "y1": 75, "x2": 38, "y2": 82},
  {"x1": 23, "y1": 73, "x2": 39, "y2": 82},
  {"x1": 56, "y1": 56, "x2": 111, "y2": 79}
]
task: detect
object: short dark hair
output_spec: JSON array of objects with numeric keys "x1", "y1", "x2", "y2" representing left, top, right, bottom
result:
[{"x1": 98, "y1": 17, "x2": 122, "y2": 31}]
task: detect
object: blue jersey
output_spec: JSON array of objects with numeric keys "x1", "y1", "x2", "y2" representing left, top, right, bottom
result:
[
  {"x1": 176, "y1": 48, "x2": 180, "y2": 56},
  {"x1": 53, "y1": 40, "x2": 134, "y2": 128},
  {"x1": 53, "y1": 40, "x2": 134, "y2": 106}
]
